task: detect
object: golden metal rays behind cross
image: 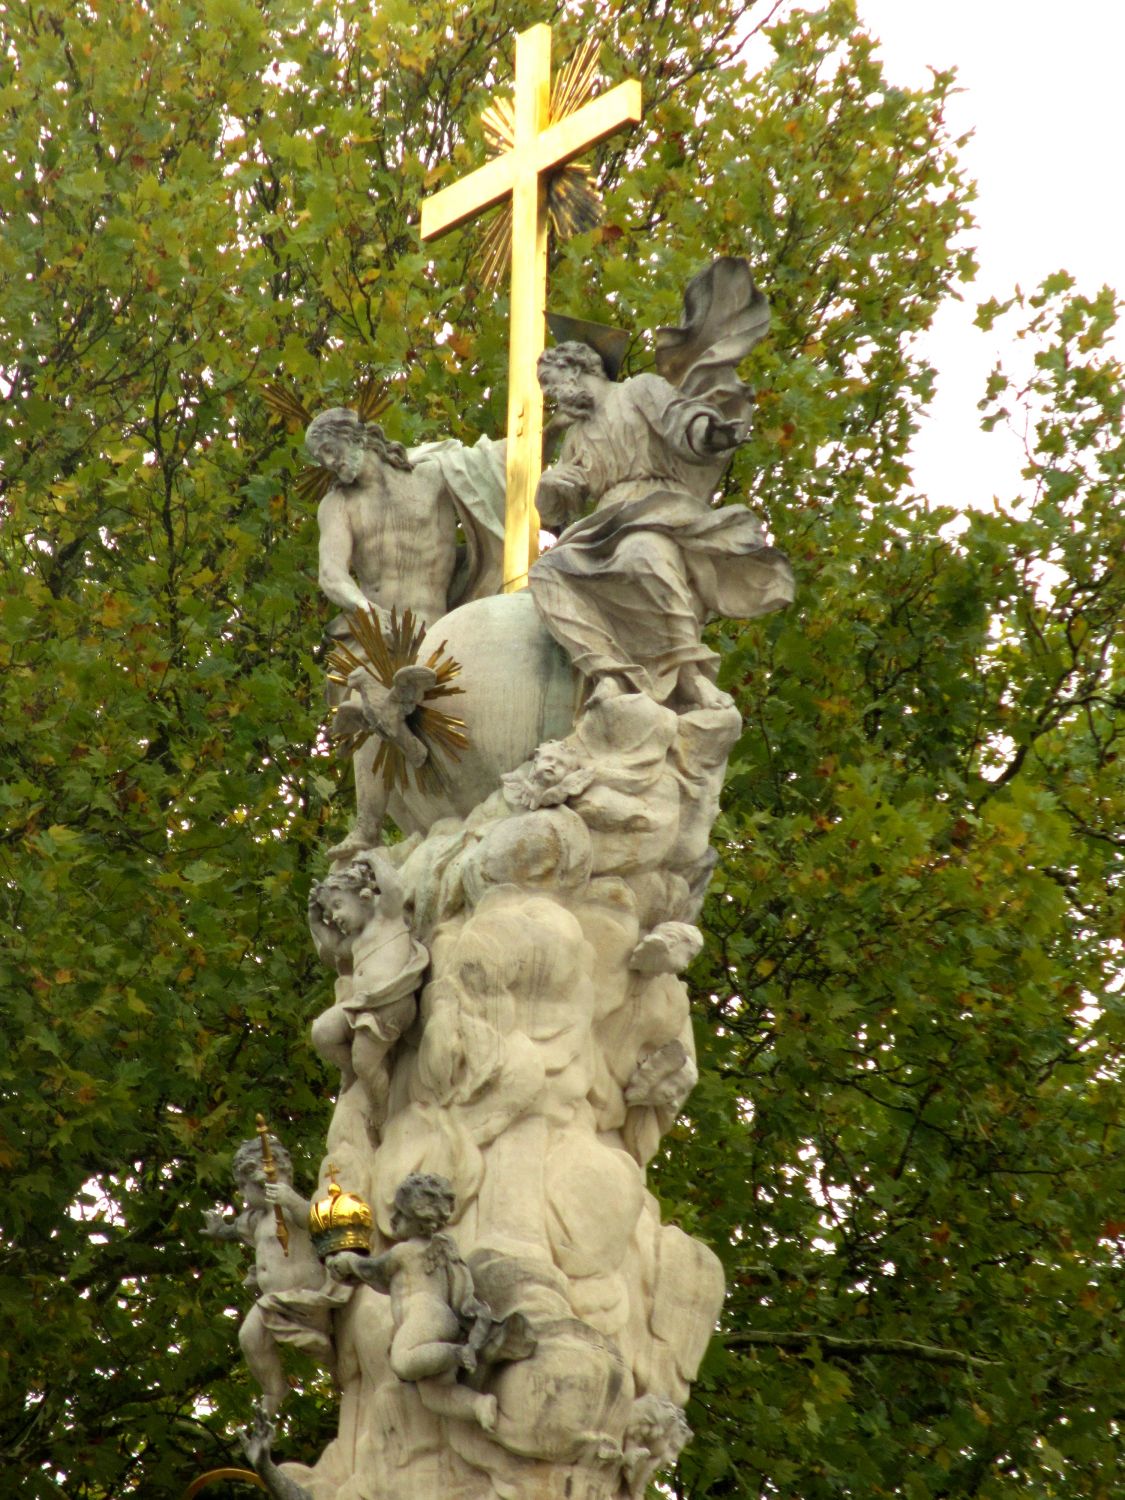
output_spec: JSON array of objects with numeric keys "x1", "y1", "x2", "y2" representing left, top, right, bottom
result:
[{"x1": 420, "y1": 25, "x2": 642, "y2": 593}]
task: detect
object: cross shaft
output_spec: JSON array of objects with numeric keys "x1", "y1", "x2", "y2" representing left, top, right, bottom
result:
[{"x1": 421, "y1": 25, "x2": 642, "y2": 591}]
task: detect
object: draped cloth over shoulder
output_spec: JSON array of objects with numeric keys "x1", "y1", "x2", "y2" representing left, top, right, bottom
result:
[
  {"x1": 410, "y1": 434, "x2": 507, "y2": 608},
  {"x1": 529, "y1": 258, "x2": 794, "y2": 706}
]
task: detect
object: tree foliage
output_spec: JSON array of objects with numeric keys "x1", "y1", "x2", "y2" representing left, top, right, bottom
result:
[{"x1": 0, "y1": 1, "x2": 1120, "y2": 1496}]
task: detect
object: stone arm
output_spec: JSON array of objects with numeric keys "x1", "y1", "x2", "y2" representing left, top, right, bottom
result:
[
  {"x1": 366, "y1": 850, "x2": 406, "y2": 921},
  {"x1": 631, "y1": 374, "x2": 748, "y2": 470},
  {"x1": 307, "y1": 897, "x2": 347, "y2": 970},
  {"x1": 460, "y1": 1296, "x2": 494, "y2": 1371},
  {"x1": 264, "y1": 1182, "x2": 313, "y2": 1227},
  {"x1": 326, "y1": 1248, "x2": 396, "y2": 1291},
  {"x1": 639, "y1": 375, "x2": 753, "y2": 462},
  {"x1": 446, "y1": 1248, "x2": 491, "y2": 1346},
  {"x1": 683, "y1": 405, "x2": 746, "y2": 458},
  {"x1": 201, "y1": 1208, "x2": 253, "y2": 1247}
]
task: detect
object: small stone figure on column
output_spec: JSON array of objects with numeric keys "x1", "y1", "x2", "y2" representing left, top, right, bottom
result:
[
  {"x1": 325, "y1": 1173, "x2": 534, "y2": 1435},
  {"x1": 307, "y1": 851, "x2": 429, "y2": 1173},
  {"x1": 201, "y1": 1132, "x2": 350, "y2": 1416}
]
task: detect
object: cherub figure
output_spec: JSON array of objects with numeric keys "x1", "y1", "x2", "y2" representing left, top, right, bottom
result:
[
  {"x1": 307, "y1": 851, "x2": 428, "y2": 1142},
  {"x1": 201, "y1": 1134, "x2": 349, "y2": 1416},
  {"x1": 326, "y1": 1173, "x2": 534, "y2": 1433},
  {"x1": 501, "y1": 739, "x2": 595, "y2": 812},
  {"x1": 622, "y1": 1395, "x2": 692, "y2": 1499}
]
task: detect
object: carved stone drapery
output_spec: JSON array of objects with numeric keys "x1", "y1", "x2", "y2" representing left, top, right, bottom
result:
[{"x1": 226, "y1": 259, "x2": 792, "y2": 1500}]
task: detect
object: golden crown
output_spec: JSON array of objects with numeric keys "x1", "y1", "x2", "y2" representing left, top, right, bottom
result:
[{"x1": 308, "y1": 1176, "x2": 374, "y2": 1259}]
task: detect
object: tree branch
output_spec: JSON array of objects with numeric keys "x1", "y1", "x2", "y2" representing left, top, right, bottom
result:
[{"x1": 725, "y1": 1330, "x2": 996, "y2": 1369}]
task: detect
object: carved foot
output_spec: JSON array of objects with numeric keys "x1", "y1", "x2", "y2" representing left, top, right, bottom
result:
[
  {"x1": 476, "y1": 1394, "x2": 499, "y2": 1433},
  {"x1": 674, "y1": 669, "x2": 734, "y2": 712},
  {"x1": 326, "y1": 826, "x2": 382, "y2": 864},
  {"x1": 374, "y1": 720, "x2": 428, "y2": 769},
  {"x1": 586, "y1": 673, "x2": 630, "y2": 704}
]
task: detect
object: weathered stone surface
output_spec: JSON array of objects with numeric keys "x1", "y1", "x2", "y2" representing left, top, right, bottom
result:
[
  {"x1": 232, "y1": 259, "x2": 794, "y2": 1499},
  {"x1": 306, "y1": 853, "x2": 429, "y2": 1201},
  {"x1": 309, "y1": 410, "x2": 507, "y2": 855},
  {"x1": 529, "y1": 258, "x2": 794, "y2": 714},
  {"x1": 387, "y1": 592, "x2": 582, "y2": 835},
  {"x1": 310, "y1": 412, "x2": 506, "y2": 632},
  {"x1": 201, "y1": 1134, "x2": 351, "y2": 1420},
  {"x1": 287, "y1": 675, "x2": 735, "y2": 1496}
]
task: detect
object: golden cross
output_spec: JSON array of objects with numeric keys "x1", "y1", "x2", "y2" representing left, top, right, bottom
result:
[{"x1": 420, "y1": 25, "x2": 642, "y2": 592}]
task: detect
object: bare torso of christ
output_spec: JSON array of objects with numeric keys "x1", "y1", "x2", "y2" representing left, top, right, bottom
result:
[{"x1": 317, "y1": 452, "x2": 460, "y2": 632}]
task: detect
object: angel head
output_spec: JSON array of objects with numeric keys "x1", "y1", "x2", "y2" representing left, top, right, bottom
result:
[
  {"x1": 501, "y1": 739, "x2": 595, "y2": 811},
  {"x1": 537, "y1": 342, "x2": 607, "y2": 419},
  {"x1": 625, "y1": 1394, "x2": 692, "y2": 1458},
  {"x1": 308, "y1": 854, "x2": 387, "y2": 939},
  {"x1": 231, "y1": 1134, "x2": 293, "y2": 1205},
  {"x1": 390, "y1": 1172, "x2": 456, "y2": 1240},
  {"x1": 305, "y1": 407, "x2": 413, "y2": 483}
]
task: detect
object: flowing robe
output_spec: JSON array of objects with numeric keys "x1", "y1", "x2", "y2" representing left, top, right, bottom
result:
[{"x1": 528, "y1": 374, "x2": 794, "y2": 702}]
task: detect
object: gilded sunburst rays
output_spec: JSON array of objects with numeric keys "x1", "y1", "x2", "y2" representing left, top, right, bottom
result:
[
  {"x1": 327, "y1": 607, "x2": 469, "y2": 796},
  {"x1": 261, "y1": 376, "x2": 391, "y2": 506},
  {"x1": 477, "y1": 36, "x2": 607, "y2": 288}
]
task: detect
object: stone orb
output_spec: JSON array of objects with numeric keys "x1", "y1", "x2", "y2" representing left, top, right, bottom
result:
[{"x1": 386, "y1": 592, "x2": 580, "y2": 835}]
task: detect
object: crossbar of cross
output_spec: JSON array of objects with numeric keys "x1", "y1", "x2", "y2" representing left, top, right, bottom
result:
[{"x1": 421, "y1": 25, "x2": 642, "y2": 591}]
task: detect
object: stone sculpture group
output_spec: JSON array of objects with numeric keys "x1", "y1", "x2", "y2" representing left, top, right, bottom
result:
[{"x1": 202, "y1": 258, "x2": 793, "y2": 1500}]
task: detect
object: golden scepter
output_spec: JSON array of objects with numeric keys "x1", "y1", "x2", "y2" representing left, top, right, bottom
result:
[{"x1": 255, "y1": 1112, "x2": 289, "y2": 1257}]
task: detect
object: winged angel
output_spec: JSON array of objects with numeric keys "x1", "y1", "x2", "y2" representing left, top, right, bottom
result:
[{"x1": 529, "y1": 257, "x2": 795, "y2": 713}]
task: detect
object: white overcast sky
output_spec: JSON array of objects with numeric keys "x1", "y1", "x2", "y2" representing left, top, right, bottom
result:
[{"x1": 749, "y1": 0, "x2": 1125, "y2": 512}]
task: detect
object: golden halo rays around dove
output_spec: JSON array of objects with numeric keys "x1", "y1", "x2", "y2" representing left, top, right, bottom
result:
[
  {"x1": 477, "y1": 36, "x2": 607, "y2": 289},
  {"x1": 327, "y1": 607, "x2": 468, "y2": 797}
]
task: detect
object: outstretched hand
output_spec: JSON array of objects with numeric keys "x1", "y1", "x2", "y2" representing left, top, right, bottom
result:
[
  {"x1": 241, "y1": 1398, "x2": 276, "y2": 1471},
  {"x1": 200, "y1": 1209, "x2": 229, "y2": 1238},
  {"x1": 688, "y1": 411, "x2": 747, "y2": 456},
  {"x1": 326, "y1": 1250, "x2": 366, "y2": 1284}
]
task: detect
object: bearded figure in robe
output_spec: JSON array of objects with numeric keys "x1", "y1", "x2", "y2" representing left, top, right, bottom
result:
[{"x1": 529, "y1": 258, "x2": 794, "y2": 714}]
